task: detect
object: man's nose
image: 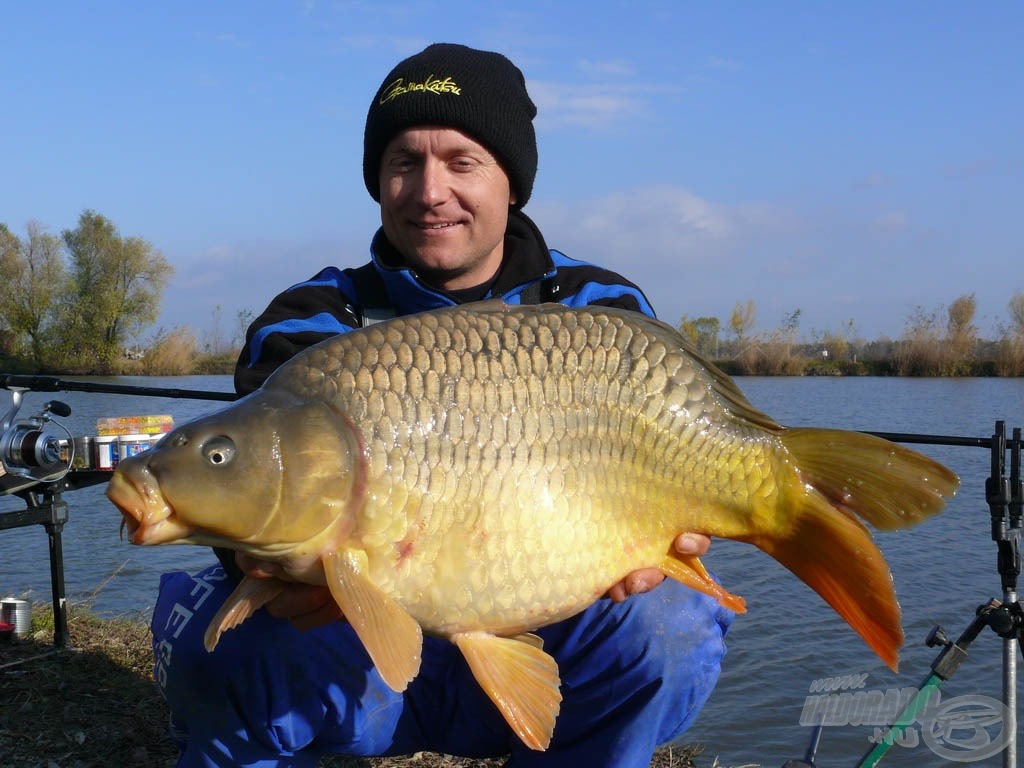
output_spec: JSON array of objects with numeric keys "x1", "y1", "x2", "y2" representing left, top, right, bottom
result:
[{"x1": 413, "y1": 160, "x2": 448, "y2": 206}]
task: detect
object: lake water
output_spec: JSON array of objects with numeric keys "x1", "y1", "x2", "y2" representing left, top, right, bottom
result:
[{"x1": 1, "y1": 374, "x2": 1022, "y2": 767}]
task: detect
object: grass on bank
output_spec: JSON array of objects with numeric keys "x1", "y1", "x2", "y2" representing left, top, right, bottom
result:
[{"x1": 0, "y1": 604, "x2": 721, "y2": 768}]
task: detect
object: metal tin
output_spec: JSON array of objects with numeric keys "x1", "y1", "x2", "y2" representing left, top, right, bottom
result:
[
  {"x1": 1, "y1": 598, "x2": 31, "y2": 638},
  {"x1": 71, "y1": 435, "x2": 94, "y2": 470}
]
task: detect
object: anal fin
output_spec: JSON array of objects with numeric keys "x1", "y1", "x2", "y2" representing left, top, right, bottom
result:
[
  {"x1": 452, "y1": 631, "x2": 562, "y2": 751},
  {"x1": 659, "y1": 552, "x2": 747, "y2": 613}
]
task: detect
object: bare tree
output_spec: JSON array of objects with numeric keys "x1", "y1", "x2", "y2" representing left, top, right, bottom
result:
[
  {"x1": 945, "y1": 293, "x2": 977, "y2": 375},
  {"x1": 728, "y1": 300, "x2": 759, "y2": 372},
  {"x1": 1009, "y1": 291, "x2": 1024, "y2": 336},
  {"x1": 234, "y1": 309, "x2": 255, "y2": 351},
  {"x1": 729, "y1": 300, "x2": 756, "y2": 342},
  {"x1": 995, "y1": 291, "x2": 1024, "y2": 376}
]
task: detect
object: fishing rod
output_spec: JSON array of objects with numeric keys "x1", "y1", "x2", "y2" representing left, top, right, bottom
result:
[
  {"x1": 0, "y1": 373, "x2": 238, "y2": 402},
  {"x1": 866, "y1": 430, "x2": 996, "y2": 450},
  {"x1": 0, "y1": 374, "x2": 1008, "y2": 447}
]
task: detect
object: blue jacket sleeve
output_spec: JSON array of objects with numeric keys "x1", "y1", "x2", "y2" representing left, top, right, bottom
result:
[{"x1": 234, "y1": 268, "x2": 361, "y2": 396}]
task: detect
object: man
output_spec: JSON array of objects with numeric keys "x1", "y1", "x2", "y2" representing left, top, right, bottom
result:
[{"x1": 152, "y1": 43, "x2": 733, "y2": 767}]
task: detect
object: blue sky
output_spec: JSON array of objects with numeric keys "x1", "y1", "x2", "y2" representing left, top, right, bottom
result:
[{"x1": 2, "y1": 1, "x2": 1021, "y2": 345}]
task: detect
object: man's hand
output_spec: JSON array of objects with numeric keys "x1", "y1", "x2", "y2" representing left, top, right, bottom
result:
[
  {"x1": 235, "y1": 553, "x2": 342, "y2": 631},
  {"x1": 606, "y1": 533, "x2": 711, "y2": 603}
]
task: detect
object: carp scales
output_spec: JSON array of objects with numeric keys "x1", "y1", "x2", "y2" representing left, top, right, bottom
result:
[{"x1": 107, "y1": 301, "x2": 958, "y2": 750}]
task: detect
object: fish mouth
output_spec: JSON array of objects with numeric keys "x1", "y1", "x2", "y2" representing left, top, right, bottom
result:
[{"x1": 106, "y1": 467, "x2": 193, "y2": 545}]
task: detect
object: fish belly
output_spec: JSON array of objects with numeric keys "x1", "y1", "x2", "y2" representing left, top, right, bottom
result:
[{"x1": 365, "y1": 485, "x2": 678, "y2": 637}]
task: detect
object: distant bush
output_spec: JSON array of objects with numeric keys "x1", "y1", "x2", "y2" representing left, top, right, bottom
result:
[
  {"x1": 137, "y1": 328, "x2": 197, "y2": 375},
  {"x1": 993, "y1": 336, "x2": 1024, "y2": 377},
  {"x1": 192, "y1": 354, "x2": 238, "y2": 375}
]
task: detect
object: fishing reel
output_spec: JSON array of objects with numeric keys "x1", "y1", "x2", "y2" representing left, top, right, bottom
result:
[{"x1": 0, "y1": 388, "x2": 74, "y2": 493}]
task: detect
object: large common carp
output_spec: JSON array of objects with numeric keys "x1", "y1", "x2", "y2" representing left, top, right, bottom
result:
[{"x1": 107, "y1": 301, "x2": 958, "y2": 750}]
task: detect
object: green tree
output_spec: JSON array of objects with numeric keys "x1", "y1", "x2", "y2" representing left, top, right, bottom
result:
[
  {"x1": 0, "y1": 224, "x2": 17, "y2": 264},
  {"x1": 59, "y1": 210, "x2": 173, "y2": 371},
  {"x1": 0, "y1": 224, "x2": 19, "y2": 354},
  {"x1": 0, "y1": 221, "x2": 66, "y2": 367},
  {"x1": 676, "y1": 315, "x2": 721, "y2": 358}
]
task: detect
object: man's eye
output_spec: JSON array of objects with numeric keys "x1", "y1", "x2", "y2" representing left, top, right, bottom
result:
[{"x1": 387, "y1": 156, "x2": 418, "y2": 172}]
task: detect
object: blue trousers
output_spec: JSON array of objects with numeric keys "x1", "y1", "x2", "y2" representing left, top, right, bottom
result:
[{"x1": 152, "y1": 564, "x2": 732, "y2": 767}]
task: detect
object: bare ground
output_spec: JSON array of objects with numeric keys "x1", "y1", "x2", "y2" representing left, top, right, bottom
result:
[{"x1": 0, "y1": 604, "x2": 715, "y2": 768}]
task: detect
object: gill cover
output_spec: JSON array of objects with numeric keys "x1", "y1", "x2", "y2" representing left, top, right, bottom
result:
[{"x1": 142, "y1": 389, "x2": 365, "y2": 545}]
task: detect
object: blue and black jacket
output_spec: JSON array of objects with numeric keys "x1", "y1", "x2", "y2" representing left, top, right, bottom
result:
[
  {"x1": 234, "y1": 210, "x2": 654, "y2": 396},
  {"x1": 220, "y1": 210, "x2": 655, "y2": 577}
]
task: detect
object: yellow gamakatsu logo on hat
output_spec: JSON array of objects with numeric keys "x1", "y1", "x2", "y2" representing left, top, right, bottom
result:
[{"x1": 380, "y1": 75, "x2": 461, "y2": 104}]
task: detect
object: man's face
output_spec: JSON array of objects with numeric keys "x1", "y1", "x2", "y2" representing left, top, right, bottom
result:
[{"x1": 379, "y1": 127, "x2": 516, "y2": 291}]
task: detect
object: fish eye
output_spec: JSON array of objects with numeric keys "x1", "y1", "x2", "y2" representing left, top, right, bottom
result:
[{"x1": 202, "y1": 436, "x2": 236, "y2": 467}]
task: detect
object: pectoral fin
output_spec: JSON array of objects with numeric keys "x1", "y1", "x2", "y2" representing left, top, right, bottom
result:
[
  {"x1": 659, "y1": 552, "x2": 747, "y2": 613},
  {"x1": 323, "y1": 549, "x2": 422, "y2": 692},
  {"x1": 511, "y1": 632, "x2": 545, "y2": 650},
  {"x1": 452, "y1": 631, "x2": 562, "y2": 751},
  {"x1": 204, "y1": 575, "x2": 286, "y2": 652}
]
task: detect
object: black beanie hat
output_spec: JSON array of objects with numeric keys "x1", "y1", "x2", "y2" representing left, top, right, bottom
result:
[{"x1": 363, "y1": 43, "x2": 538, "y2": 208}]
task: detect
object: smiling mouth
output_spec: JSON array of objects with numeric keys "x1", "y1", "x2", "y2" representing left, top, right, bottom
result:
[{"x1": 416, "y1": 221, "x2": 459, "y2": 230}]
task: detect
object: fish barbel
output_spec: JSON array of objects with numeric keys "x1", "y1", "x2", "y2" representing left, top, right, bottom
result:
[{"x1": 107, "y1": 301, "x2": 958, "y2": 750}]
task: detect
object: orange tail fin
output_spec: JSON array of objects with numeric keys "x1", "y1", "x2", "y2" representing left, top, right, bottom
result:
[
  {"x1": 753, "y1": 497, "x2": 903, "y2": 670},
  {"x1": 754, "y1": 428, "x2": 959, "y2": 671}
]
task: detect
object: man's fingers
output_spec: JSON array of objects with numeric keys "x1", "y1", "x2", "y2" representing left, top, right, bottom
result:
[{"x1": 675, "y1": 533, "x2": 710, "y2": 556}]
